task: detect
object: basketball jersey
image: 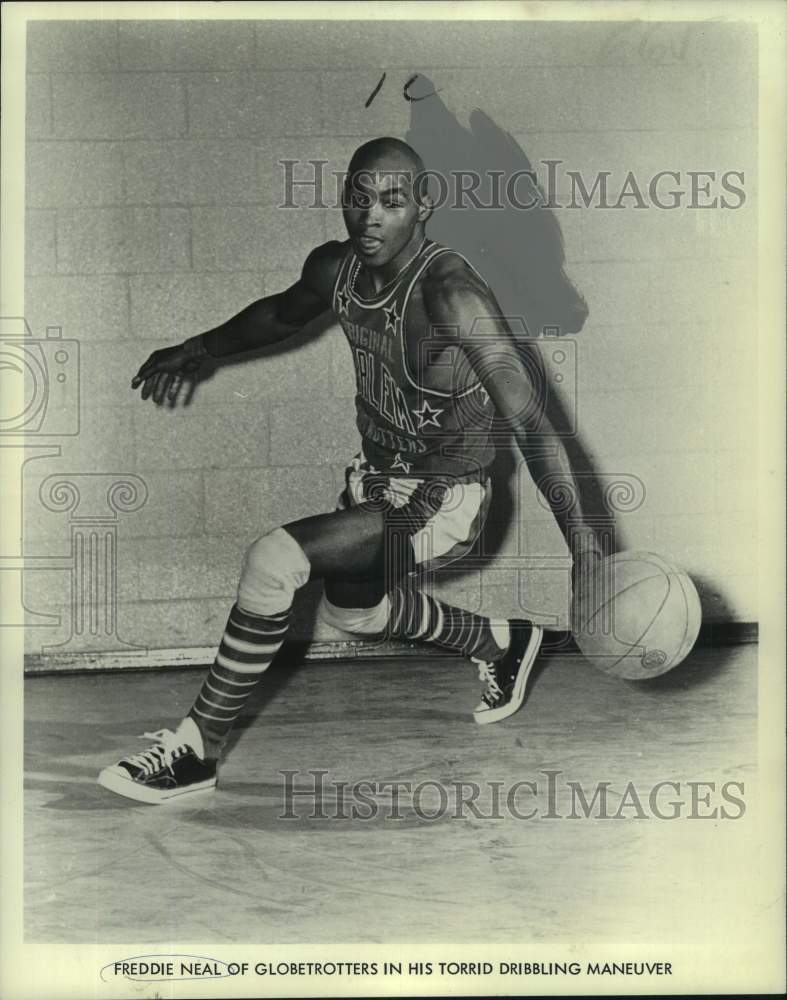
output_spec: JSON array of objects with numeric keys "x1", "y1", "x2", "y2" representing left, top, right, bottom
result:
[{"x1": 331, "y1": 239, "x2": 496, "y2": 480}]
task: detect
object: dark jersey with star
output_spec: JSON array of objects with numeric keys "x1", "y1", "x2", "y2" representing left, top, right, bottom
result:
[{"x1": 331, "y1": 239, "x2": 496, "y2": 480}]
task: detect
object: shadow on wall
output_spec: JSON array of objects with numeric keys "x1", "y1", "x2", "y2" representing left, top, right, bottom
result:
[
  {"x1": 689, "y1": 570, "x2": 740, "y2": 627},
  {"x1": 405, "y1": 83, "x2": 620, "y2": 563}
]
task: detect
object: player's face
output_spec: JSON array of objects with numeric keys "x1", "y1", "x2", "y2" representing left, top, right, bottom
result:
[{"x1": 342, "y1": 169, "x2": 424, "y2": 267}]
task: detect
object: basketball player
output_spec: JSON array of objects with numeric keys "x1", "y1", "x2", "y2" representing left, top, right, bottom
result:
[{"x1": 98, "y1": 137, "x2": 601, "y2": 803}]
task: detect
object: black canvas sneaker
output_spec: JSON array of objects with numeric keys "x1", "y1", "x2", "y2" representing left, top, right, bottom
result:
[
  {"x1": 472, "y1": 620, "x2": 544, "y2": 724},
  {"x1": 97, "y1": 727, "x2": 217, "y2": 804}
]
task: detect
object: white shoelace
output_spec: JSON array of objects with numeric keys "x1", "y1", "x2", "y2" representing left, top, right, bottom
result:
[
  {"x1": 472, "y1": 658, "x2": 502, "y2": 700},
  {"x1": 123, "y1": 729, "x2": 186, "y2": 776}
]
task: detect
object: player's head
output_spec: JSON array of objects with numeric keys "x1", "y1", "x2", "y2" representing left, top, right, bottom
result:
[{"x1": 342, "y1": 137, "x2": 433, "y2": 267}]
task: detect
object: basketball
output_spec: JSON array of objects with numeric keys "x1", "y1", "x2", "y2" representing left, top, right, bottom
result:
[{"x1": 573, "y1": 550, "x2": 702, "y2": 680}]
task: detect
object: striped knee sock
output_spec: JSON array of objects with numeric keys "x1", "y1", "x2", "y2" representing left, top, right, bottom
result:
[
  {"x1": 388, "y1": 586, "x2": 510, "y2": 662},
  {"x1": 188, "y1": 603, "x2": 290, "y2": 759}
]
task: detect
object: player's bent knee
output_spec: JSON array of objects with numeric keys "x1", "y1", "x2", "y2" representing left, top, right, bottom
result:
[
  {"x1": 317, "y1": 594, "x2": 390, "y2": 636},
  {"x1": 238, "y1": 527, "x2": 311, "y2": 616}
]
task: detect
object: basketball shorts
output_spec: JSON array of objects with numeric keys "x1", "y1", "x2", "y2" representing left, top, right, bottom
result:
[{"x1": 336, "y1": 451, "x2": 492, "y2": 576}]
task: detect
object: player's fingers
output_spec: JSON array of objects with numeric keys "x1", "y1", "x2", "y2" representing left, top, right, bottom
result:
[
  {"x1": 132, "y1": 356, "x2": 161, "y2": 387},
  {"x1": 167, "y1": 374, "x2": 185, "y2": 405},
  {"x1": 152, "y1": 372, "x2": 169, "y2": 405},
  {"x1": 145, "y1": 372, "x2": 163, "y2": 403},
  {"x1": 133, "y1": 366, "x2": 162, "y2": 390},
  {"x1": 152, "y1": 372, "x2": 171, "y2": 405},
  {"x1": 140, "y1": 375, "x2": 157, "y2": 400},
  {"x1": 182, "y1": 377, "x2": 198, "y2": 407}
]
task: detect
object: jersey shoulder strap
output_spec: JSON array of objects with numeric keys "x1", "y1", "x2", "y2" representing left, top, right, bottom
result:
[
  {"x1": 330, "y1": 243, "x2": 355, "y2": 314},
  {"x1": 400, "y1": 243, "x2": 490, "y2": 319},
  {"x1": 403, "y1": 243, "x2": 489, "y2": 298},
  {"x1": 397, "y1": 243, "x2": 491, "y2": 400}
]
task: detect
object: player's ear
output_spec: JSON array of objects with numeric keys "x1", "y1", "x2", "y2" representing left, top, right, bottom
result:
[
  {"x1": 414, "y1": 170, "x2": 434, "y2": 223},
  {"x1": 416, "y1": 193, "x2": 434, "y2": 224}
]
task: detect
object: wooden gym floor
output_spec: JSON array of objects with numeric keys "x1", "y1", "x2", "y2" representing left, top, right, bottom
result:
[{"x1": 24, "y1": 644, "x2": 757, "y2": 944}]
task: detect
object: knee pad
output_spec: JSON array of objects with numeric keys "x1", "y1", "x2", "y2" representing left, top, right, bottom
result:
[
  {"x1": 317, "y1": 594, "x2": 390, "y2": 636},
  {"x1": 237, "y1": 527, "x2": 311, "y2": 616}
]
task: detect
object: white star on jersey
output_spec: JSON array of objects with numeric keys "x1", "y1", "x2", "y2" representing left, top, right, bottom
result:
[
  {"x1": 391, "y1": 452, "x2": 412, "y2": 474},
  {"x1": 336, "y1": 288, "x2": 350, "y2": 315},
  {"x1": 412, "y1": 399, "x2": 443, "y2": 429},
  {"x1": 383, "y1": 301, "x2": 400, "y2": 333}
]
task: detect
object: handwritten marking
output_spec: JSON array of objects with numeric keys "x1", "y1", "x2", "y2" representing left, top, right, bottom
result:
[{"x1": 365, "y1": 72, "x2": 386, "y2": 107}]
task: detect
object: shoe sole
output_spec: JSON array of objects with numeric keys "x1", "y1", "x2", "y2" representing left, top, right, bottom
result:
[
  {"x1": 473, "y1": 625, "x2": 544, "y2": 725},
  {"x1": 97, "y1": 767, "x2": 217, "y2": 804}
]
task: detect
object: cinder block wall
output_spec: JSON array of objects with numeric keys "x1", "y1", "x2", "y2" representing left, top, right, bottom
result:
[{"x1": 23, "y1": 20, "x2": 757, "y2": 655}]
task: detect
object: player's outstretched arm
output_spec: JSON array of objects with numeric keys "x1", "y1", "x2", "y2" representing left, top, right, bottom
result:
[
  {"x1": 131, "y1": 240, "x2": 346, "y2": 405},
  {"x1": 423, "y1": 262, "x2": 603, "y2": 586}
]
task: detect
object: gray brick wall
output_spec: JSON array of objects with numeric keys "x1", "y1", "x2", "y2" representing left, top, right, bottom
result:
[{"x1": 23, "y1": 19, "x2": 758, "y2": 654}]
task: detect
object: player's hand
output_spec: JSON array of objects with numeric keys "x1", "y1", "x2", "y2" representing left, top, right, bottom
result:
[
  {"x1": 131, "y1": 337, "x2": 208, "y2": 405},
  {"x1": 570, "y1": 545, "x2": 604, "y2": 636}
]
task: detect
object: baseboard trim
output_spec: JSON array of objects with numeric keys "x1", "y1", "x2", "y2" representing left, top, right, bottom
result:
[{"x1": 23, "y1": 621, "x2": 759, "y2": 676}]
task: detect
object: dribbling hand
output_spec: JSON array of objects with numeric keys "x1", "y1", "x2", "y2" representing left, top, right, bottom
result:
[
  {"x1": 131, "y1": 337, "x2": 209, "y2": 405},
  {"x1": 570, "y1": 544, "x2": 604, "y2": 636}
]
